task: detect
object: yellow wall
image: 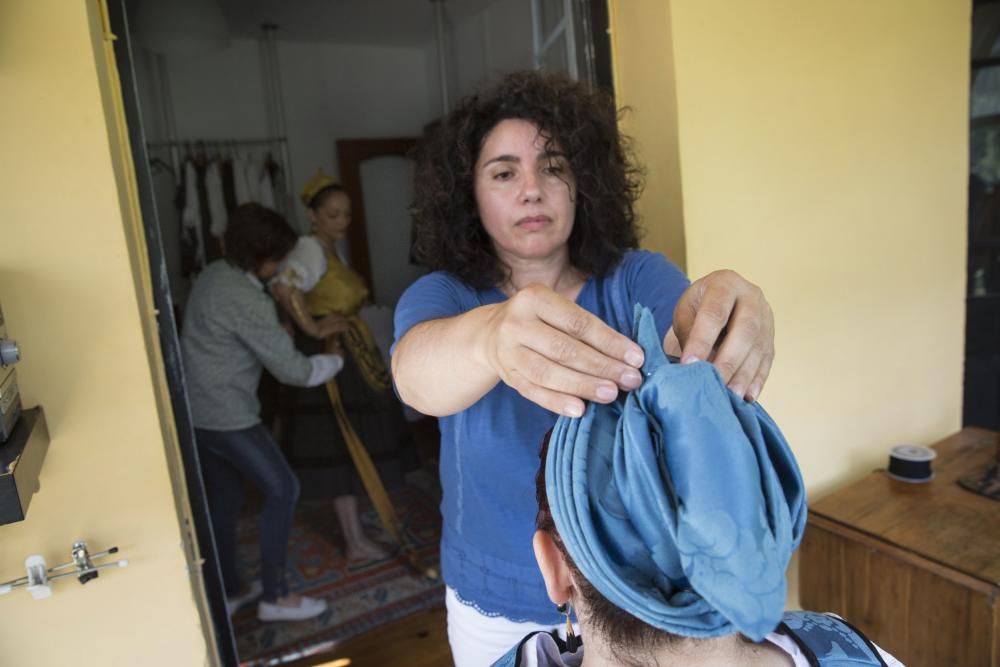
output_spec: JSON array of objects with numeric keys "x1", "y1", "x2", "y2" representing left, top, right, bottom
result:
[
  {"x1": 0, "y1": 1, "x2": 209, "y2": 664},
  {"x1": 609, "y1": 0, "x2": 687, "y2": 270},
  {"x1": 612, "y1": 0, "x2": 969, "y2": 599}
]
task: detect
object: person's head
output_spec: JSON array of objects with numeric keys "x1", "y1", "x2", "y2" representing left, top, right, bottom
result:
[
  {"x1": 300, "y1": 171, "x2": 352, "y2": 244},
  {"x1": 223, "y1": 203, "x2": 298, "y2": 279},
  {"x1": 411, "y1": 70, "x2": 643, "y2": 289},
  {"x1": 534, "y1": 431, "x2": 682, "y2": 659},
  {"x1": 533, "y1": 306, "x2": 807, "y2": 661}
]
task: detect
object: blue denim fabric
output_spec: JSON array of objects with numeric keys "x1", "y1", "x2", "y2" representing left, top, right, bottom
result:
[{"x1": 196, "y1": 425, "x2": 301, "y2": 602}]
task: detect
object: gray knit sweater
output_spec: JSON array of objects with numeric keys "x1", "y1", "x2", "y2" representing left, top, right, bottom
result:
[{"x1": 181, "y1": 260, "x2": 312, "y2": 431}]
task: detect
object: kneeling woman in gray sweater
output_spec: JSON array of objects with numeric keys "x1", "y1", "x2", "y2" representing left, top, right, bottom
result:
[{"x1": 182, "y1": 203, "x2": 345, "y2": 622}]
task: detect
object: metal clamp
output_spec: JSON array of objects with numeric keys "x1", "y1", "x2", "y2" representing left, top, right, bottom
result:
[{"x1": 0, "y1": 540, "x2": 127, "y2": 599}]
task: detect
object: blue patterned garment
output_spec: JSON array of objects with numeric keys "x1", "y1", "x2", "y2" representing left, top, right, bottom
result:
[
  {"x1": 546, "y1": 305, "x2": 808, "y2": 641},
  {"x1": 780, "y1": 612, "x2": 888, "y2": 666},
  {"x1": 490, "y1": 612, "x2": 892, "y2": 667}
]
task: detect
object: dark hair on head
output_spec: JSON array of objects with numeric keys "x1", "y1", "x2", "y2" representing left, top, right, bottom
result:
[
  {"x1": 536, "y1": 431, "x2": 680, "y2": 663},
  {"x1": 308, "y1": 184, "x2": 347, "y2": 211},
  {"x1": 223, "y1": 203, "x2": 298, "y2": 272},
  {"x1": 412, "y1": 70, "x2": 644, "y2": 290}
]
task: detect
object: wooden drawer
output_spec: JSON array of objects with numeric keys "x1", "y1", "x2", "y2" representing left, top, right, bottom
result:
[
  {"x1": 799, "y1": 428, "x2": 1000, "y2": 667},
  {"x1": 801, "y1": 517, "x2": 999, "y2": 666}
]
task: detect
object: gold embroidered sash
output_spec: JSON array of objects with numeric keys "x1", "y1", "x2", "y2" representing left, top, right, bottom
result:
[{"x1": 307, "y1": 248, "x2": 389, "y2": 393}]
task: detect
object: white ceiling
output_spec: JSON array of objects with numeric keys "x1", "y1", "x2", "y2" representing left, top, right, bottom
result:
[{"x1": 216, "y1": 0, "x2": 503, "y2": 46}]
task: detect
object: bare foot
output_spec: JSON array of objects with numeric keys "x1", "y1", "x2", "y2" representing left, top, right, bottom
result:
[
  {"x1": 345, "y1": 536, "x2": 389, "y2": 561},
  {"x1": 334, "y1": 494, "x2": 390, "y2": 561}
]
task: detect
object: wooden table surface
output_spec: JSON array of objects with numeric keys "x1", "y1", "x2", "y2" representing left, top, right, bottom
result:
[{"x1": 810, "y1": 427, "x2": 1000, "y2": 586}]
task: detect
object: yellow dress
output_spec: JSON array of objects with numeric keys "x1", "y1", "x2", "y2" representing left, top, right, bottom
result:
[
  {"x1": 282, "y1": 243, "x2": 414, "y2": 501},
  {"x1": 305, "y1": 248, "x2": 390, "y2": 394},
  {"x1": 304, "y1": 247, "x2": 368, "y2": 316}
]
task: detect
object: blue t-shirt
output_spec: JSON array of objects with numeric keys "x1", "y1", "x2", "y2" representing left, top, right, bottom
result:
[{"x1": 393, "y1": 250, "x2": 689, "y2": 623}]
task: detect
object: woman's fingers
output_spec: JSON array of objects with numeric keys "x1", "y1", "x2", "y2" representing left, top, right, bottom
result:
[
  {"x1": 721, "y1": 342, "x2": 763, "y2": 401},
  {"x1": 711, "y1": 296, "x2": 761, "y2": 392},
  {"x1": 528, "y1": 327, "x2": 644, "y2": 391},
  {"x1": 514, "y1": 285, "x2": 645, "y2": 368},
  {"x1": 512, "y1": 381, "x2": 587, "y2": 418},
  {"x1": 317, "y1": 313, "x2": 350, "y2": 336},
  {"x1": 713, "y1": 297, "x2": 774, "y2": 400},
  {"x1": 269, "y1": 281, "x2": 290, "y2": 300},
  {"x1": 746, "y1": 348, "x2": 773, "y2": 402},
  {"x1": 715, "y1": 286, "x2": 773, "y2": 396},
  {"x1": 487, "y1": 285, "x2": 646, "y2": 407},
  {"x1": 674, "y1": 270, "x2": 775, "y2": 394},
  {"x1": 503, "y1": 347, "x2": 623, "y2": 417},
  {"x1": 675, "y1": 272, "x2": 739, "y2": 368}
]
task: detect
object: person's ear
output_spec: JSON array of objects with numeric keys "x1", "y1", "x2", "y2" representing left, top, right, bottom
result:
[
  {"x1": 533, "y1": 530, "x2": 573, "y2": 605},
  {"x1": 306, "y1": 208, "x2": 318, "y2": 227}
]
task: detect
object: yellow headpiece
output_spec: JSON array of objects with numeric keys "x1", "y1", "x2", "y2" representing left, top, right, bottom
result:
[{"x1": 300, "y1": 170, "x2": 340, "y2": 208}]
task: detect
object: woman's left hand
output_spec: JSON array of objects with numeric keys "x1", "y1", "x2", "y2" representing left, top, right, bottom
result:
[
  {"x1": 316, "y1": 313, "x2": 350, "y2": 338},
  {"x1": 669, "y1": 270, "x2": 774, "y2": 402}
]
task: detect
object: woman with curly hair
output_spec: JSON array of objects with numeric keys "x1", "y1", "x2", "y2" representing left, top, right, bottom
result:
[{"x1": 392, "y1": 70, "x2": 775, "y2": 665}]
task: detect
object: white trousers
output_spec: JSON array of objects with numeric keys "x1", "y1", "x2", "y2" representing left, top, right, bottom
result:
[{"x1": 445, "y1": 587, "x2": 572, "y2": 667}]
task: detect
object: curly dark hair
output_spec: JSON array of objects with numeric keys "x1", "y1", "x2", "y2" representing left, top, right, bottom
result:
[
  {"x1": 411, "y1": 70, "x2": 643, "y2": 289},
  {"x1": 223, "y1": 203, "x2": 298, "y2": 272}
]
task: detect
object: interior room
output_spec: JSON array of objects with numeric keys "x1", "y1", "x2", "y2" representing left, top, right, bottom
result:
[
  {"x1": 119, "y1": 0, "x2": 609, "y2": 663},
  {"x1": 0, "y1": 1, "x2": 992, "y2": 666}
]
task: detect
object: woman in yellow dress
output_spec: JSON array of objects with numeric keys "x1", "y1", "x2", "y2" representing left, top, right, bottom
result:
[{"x1": 272, "y1": 171, "x2": 415, "y2": 561}]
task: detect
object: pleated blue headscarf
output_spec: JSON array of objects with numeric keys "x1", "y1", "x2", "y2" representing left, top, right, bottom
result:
[{"x1": 546, "y1": 306, "x2": 807, "y2": 642}]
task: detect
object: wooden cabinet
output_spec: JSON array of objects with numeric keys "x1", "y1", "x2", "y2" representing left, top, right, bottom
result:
[{"x1": 800, "y1": 428, "x2": 1000, "y2": 667}]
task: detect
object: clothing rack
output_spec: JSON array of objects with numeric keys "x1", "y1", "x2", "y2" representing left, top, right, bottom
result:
[
  {"x1": 146, "y1": 136, "x2": 293, "y2": 218},
  {"x1": 146, "y1": 136, "x2": 287, "y2": 149}
]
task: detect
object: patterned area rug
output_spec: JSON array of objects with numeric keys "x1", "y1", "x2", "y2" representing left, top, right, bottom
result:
[{"x1": 233, "y1": 482, "x2": 444, "y2": 665}]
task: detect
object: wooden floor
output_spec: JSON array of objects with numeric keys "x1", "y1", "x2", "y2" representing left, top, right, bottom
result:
[{"x1": 287, "y1": 605, "x2": 453, "y2": 667}]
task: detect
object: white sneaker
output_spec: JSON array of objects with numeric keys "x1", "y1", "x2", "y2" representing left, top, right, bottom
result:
[
  {"x1": 257, "y1": 595, "x2": 327, "y2": 622},
  {"x1": 225, "y1": 580, "x2": 263, "y2": 616}
]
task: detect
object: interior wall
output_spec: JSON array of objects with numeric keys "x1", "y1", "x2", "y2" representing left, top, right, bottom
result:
[
  {"x1": 0, "y1": 1, "x2": 208, "y2": 663},
  {"x1": 132, "y1": 0, "x2": 546, "y2": 307},
  {"x1": 134, "y1": 35, "x2": 435, "y2": 307},
  {"x1": 607, "y1": 0, "x2": 687, "y2": 270},
  {"x1": 360, "y1": 157, "x2": 422, "y2": 306},
  {"x1": 611, "y1": 0, "x2": 969, "y2": 601},
  {"x1": 139, "y1": 39, "x2": 435, "y2": 176},
  {"x1": 448, "y1": 0, "x2": 535, "y2": 103}
]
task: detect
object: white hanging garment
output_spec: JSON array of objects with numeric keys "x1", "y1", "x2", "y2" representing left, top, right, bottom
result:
[
  {"x1": 234, "y1": 153, "x2": 253, "y2": 205},
  {"x1": 205, "y1": 161, "x2": 228, "y2": 238},
  {"x1": 259, "y1": 163, "x2": 275, "y2": 208},
  {"x1": 182, "y1": 160, "x2": 205, "y2": 269}
]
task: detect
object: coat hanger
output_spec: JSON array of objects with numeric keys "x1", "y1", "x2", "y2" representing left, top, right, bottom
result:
[{"x1": 149, "y1": 156, "x2": 172, "y2": 173}]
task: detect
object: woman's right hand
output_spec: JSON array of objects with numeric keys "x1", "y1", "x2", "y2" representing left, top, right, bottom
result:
[
  {"x1": 316, "y1": 313, "x2": 350, "y2": 339},
  {"x1": 481, "y1": 284, "x2": 645, "y2": 417}
]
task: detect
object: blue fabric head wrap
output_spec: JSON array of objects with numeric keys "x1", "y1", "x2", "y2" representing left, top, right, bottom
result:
[{"x1": 546, "y1": 306, "x2": 807, "y2": 641}]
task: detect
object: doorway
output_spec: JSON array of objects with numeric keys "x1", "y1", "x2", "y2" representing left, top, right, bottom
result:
[
  {"x1": 108, "y1": 0, "x2": 609, "y2": 664},
  {"x1": 967, "y1": 0, "x2": 1000, "y2": 429}
]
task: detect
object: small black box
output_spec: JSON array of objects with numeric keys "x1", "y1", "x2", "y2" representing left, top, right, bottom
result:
[{"x1": 0, "y1": 407, "x2": 49, "y2": 525}]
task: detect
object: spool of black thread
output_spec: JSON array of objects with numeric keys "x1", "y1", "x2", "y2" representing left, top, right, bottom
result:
[{"x1": 886, "y1": 445, "x2": 936, "y2": 483}]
